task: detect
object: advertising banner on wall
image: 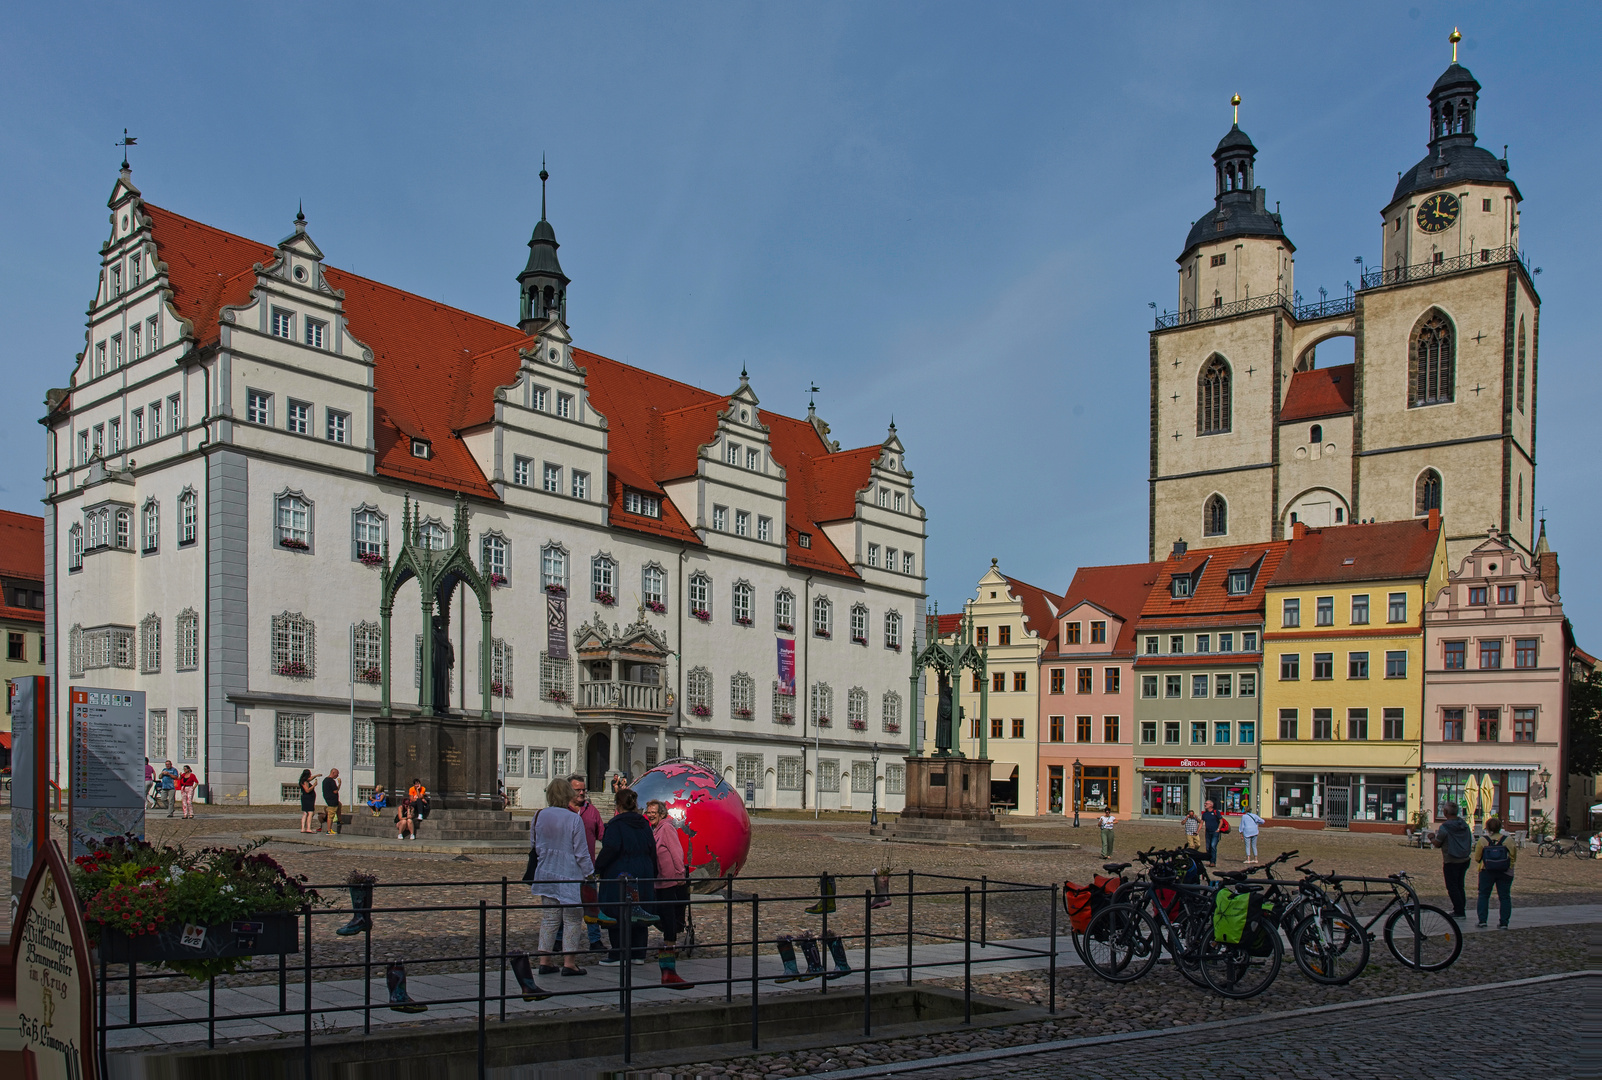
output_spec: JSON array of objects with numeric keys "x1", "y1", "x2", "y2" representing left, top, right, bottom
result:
[
  {"x1": 776, "y1": 638, "x2": 795, "y2": 696},
  {"x1": 547, "y1": 591, "x2": 568, "y2": 660},
  {"x1": 69, "y1": 686, "x2": 148, "y2": 858}
]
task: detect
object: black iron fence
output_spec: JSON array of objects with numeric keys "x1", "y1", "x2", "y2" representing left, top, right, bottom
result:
[
  {"x1": 1360, "y1": 245, "x2": 1527, "y2": 289},
  {"x1": 93, "y1": 872, "x2": 1059, "y2": 1078}
]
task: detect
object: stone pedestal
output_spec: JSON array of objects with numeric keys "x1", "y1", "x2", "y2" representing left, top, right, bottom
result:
[
  {"x1": 900, "y1": 756, "x2": 993, "y2": 821},
  {"x1": 375, "y1": 713, "x2": 500, "y2": 810}
]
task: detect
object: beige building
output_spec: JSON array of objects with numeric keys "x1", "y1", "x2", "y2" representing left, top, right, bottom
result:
[
  {"x1": 1150, "y1": 56, "x2": 1538, "y2": 572},
  {"x1": 0, "y1": 510, "x2": 47, "y2": 760}
]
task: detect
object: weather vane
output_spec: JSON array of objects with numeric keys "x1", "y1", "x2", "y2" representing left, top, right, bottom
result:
[
  {"x1": 808, "y1": 383, "x2": 821, "y2": 411},
  {"x1": 116, "y1": 128, "x2": 137, "y2": 169}
]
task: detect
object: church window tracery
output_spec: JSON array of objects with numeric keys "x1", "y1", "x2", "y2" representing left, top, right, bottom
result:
[
  {"x1": 1409, "y1": 310, "x2": 1455, "y2": 407},
  {"x1": 1197, "y1": 356, "x2": 1232, "y2": 435},
  {"x1": 1415, "y1": 469, "x2": 1442, "y2": 516},
  {"x1": 1203, "y1": 494, "x2": 1228, "y2": 537}
]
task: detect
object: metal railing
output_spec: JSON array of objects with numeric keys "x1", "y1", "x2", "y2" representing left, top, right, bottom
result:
[
  {"x1": 1154, "y1": 290, "x2": 1357, "y2": 331},
  {"x1": 92, "y1": 871, "x2": 1058, "y2": 1079},
  {"x1": 1360, "y1": 245, "x2": 1526, "y2": 289},
  {"x1": 577, "y1": 679, "x2": 667, "y2": 712}
]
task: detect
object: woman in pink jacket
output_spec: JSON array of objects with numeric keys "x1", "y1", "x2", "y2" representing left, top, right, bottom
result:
[{"x1": 645, "y1": 799, "x2": 694, "y2": 989}]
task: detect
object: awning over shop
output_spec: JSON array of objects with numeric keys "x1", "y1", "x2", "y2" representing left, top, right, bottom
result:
[
  {"x1": 0, "y1": 730, "x2": 10, "y2": 750},
  {"x1": 991, "y1": 762, "x2": 1019, "y2": 782},
  {"x1": 1423, "y1": 763, "x2": 1539, "y2": 772}
]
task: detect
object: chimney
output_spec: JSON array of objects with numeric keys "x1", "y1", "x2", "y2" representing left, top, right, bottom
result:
[
  {"x1": 1427, "y1": 507, "x2": 1440, "y2": 531},
  {"x1": 1292, "y1": 520, "x2": 1308, "y2": 540},
  {"x1": 1171, "y1": 538, "x2": 1188, "y2": 559}
]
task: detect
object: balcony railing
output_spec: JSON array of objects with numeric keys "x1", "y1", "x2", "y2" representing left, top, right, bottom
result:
[
  {"x1": 577, "y1": 679, "x2": 667, "y2": 714},
  {"x1": 1361, "y1": 245, "x2": 1526, "y2": 289},
  {"x1": 1154, "y1": 289, "x2": 1358, "y2": 331}
]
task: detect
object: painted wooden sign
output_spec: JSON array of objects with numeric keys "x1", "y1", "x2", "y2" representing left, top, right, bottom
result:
[{"x1": 12, "y1": 839, "x2": 97, "y2": 1080}]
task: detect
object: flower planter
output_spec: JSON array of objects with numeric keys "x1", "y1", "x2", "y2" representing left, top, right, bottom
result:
[
  {"x1": 99, "y1": 912, "x2": 300, "y2": 964},
  {"x1": 595, "y1": 592, "x2": 616, "y2": 606},
  {"x1": 645, "y1": 601, "x2": 667, "y2": 614},
  {"x1": 692, "y1": 610, "x2": 712, "y2": 623}
]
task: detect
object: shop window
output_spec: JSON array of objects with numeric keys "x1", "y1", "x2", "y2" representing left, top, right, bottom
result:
[
  {"x1": 1275, "y1": 773, "x2": 1317, "y2": 819},
  {"x1": 1142, "y1": 773, "x2": 1188, "y2": 817}
]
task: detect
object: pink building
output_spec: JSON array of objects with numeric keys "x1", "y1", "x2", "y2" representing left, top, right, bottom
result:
[
  {"x1": 1038, "y1": 562, "x2": 1161, "y2": 818},
  {"x1": 1423, "y1": 527, "x2": 1567, "y2": 831}
]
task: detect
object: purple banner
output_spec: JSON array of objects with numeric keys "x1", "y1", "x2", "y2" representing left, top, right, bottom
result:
[
  {"x1": 777, "y1": 638, "x2": 795, "y2": 695},
  {"x1": 547, "y1": 591, "x2": 569, "y2": 660}
]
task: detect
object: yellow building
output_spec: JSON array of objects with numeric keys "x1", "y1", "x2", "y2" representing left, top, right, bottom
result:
[
  {"x1": 921, "y1": 561, "x2": 1055, "y2": 813},
  {"x1": 1259, "y1": 514, "x2": 1447, "y2": 832}
]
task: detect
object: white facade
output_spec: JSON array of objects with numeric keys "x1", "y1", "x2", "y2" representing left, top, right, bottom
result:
[{"x1": 45, "y1": 171, "x2": 924, "y2": 811}]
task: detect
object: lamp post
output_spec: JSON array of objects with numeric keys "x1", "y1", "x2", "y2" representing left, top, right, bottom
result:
[
  {"x1": 870, "y1": 742, "x2": 880, "y2": 827},
  {"x1": 1072, "y1": 758, "x2": 1083, "y2": 828},
  {"x1": 1536, "y1": 766, "x2": 1552, "y2": 801}
]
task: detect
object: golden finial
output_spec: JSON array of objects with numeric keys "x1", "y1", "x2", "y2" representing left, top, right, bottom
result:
[
  {"x1": 1450, "y1": 28, "x2": 1461, "y2": 63},
  {"x1": 1231, "y1": 94, "x2": 1241, "y2": 125}
]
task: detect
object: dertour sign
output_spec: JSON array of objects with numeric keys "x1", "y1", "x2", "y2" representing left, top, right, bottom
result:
[{"x1": 1142, "y1": 758, "x2": 1248, "y2": 771}]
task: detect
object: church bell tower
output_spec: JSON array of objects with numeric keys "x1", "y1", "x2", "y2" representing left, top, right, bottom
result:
[{"x1": 518, "y1": 163, "x2": 570, "y2": 333}]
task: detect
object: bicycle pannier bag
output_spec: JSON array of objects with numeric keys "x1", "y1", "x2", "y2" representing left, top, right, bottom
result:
[
  {"x1": 1212, "y1": 887, "x2": 1251, "y2": 943},
  {"x1": 1481, "y1": 836, "x2": 1511, "y2": 873}
]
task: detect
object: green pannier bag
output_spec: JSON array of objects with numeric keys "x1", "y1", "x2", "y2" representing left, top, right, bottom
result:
[{"x1": 1213, "y1": 887, "x2": 1252, "y2": 944}]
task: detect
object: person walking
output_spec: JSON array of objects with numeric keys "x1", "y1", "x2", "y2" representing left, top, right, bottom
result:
[
  {"x1": 594, "y1": 788, "x2": 659, "y2": 965},
  {"x1": 176, "y1": 765, "x2": 199, "y2": 819},
  {"x1": 1473, "y1": 815, "x2": 1517, "y2": 929},
  {"x1": 1182, "y1": 809, "x2": 1202, "y2": 851},
  {"x1": 298, "y1": 769, "x2": 321, "y2": 833},
  {"x1": 144, "y1": 759, "x2": 157, "y2": 809},
  {"x1": 1200, "y1": 800, "x2": 1223, "y2": 866},
  {"x1": 1431, "y1": 801, "x2": 1474, "y2": 918},
  {"x1": 322, "y1": 768, "x2": 343, "y2": 834},
  {"x1": 530, "y1": 777, "x2": 594, "y2": 977},
  {"x1": 159, "y1": 760, "x2": 180, "y2": 817},
  {"x1": 1097, "y1": 809, "x2": 1117, "y2": 858},
  {"x1": 1238, "y1": 806, "x2": 1264, "y2": 867},
  {"x1": 646, "y1": 799, "x2": 694, "y2": 989},
  {"x1": 569, "y1": 775, "x2": 606, "y2": 953}
]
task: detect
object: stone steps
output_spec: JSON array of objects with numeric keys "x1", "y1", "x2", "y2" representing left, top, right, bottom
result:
[{"x1": 342, "y1": 807, "x2": 527, "y2": 843}]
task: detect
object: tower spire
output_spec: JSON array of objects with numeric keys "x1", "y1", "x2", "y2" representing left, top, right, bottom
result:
[
  {"x1": 1450, "y1": 27, "x2": 1461, "y2": 64},
  {"x1": 540, "y1": 156, "x2": 548, "y2": 221},
  {"x1": 1231, "y1": 93, "x2": 1240, "y2": 125},
  {"x1": 117, "y1": 128, "x2": 137, "y2": 171},
  {"x1": 518, "y1": 159, "x2": 570, "y2": 332}
]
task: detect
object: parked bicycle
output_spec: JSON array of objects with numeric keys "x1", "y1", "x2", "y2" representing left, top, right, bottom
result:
[{"x1": 1289, "y1": 870, "x2": 1460, "y2": 979}]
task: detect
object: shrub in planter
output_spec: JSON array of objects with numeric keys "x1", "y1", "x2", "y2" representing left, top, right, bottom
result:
[{"x1": 73, "y1": 836, "x2": 324, "y2": 980}]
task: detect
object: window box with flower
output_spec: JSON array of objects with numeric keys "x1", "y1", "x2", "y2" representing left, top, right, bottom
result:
[
  {"x1": 356, "y1": 665, "x2": 382, "y2": 685},
  {"x1": 851, "y1": 635, "x2": 868, "y2": 646},
  {"x1": 490, "y1": 573, "x2": 509, "y2": 588},
  {"x1": 692, "y1": 608, "x2": 712, "y2": 623},
  {"x1": 594, "y1": 591, "x2": 616, "y2": 606},
  {"x1": 775, "y1": 713, "x2": 795, "y2": 725},
  {"x1": 849, "y1": 719, "x2": 867, "y2": 731},
  {"x1": 883, "y1": 722, "x2": 901, "y2": 734},
  {"x1": 491, "y1": 680, "x2": 508, "y2": 696},
  {"x1": 815, "y1": 715, "x2": 831, "y2": 727},
  {"x1": 736, "y1": 616, "x2": 753, "y2": 626},
  {"x1": 734, "y1": 707, "x2": 753, "y2": 719},
  {"x1": 546, "y1": 688, "x2": 570, "y2": 703},
  {"x1": 690, "y1": 703, "x2": 713, "y2": 718},
  {"x1": 645, "y1": 600, "x2": 667, "y2": 614},
  {"x1": 277, "y1": 660, "x2": 310, "y2": 678},
  {"x1": 279, "y1": 536, "x2": 309, "y2": 551},
  {"x1": 358, "y1": 552, "x2": 384, "y2": 568},
  {"x1": 776, "y1": 623, "x2": 794, "y2": 633},
  {"x1": 545, "y1": 583, "x2": 566, "y2": 596},
  {"x1": 814, "y1": 629, "x2": 831, "y2": 639}
]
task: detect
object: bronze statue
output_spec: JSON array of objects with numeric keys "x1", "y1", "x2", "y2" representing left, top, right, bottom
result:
[
  {"x1": 430, "y1": 614, "x2": 454, "y2": 715},
  {"x1": 935, "y1": 672, "x2": 954, "y2": 755}
]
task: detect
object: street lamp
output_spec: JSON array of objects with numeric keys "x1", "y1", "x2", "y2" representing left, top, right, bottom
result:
[
  {"x1": 1073, "y1": 758, "x2": 1083, "y2": 828},
  {"x1": 870, "y1": 742, "x2": 881, "y2": 827}
]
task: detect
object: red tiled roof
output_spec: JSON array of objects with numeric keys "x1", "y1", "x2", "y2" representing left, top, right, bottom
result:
[
  {"x1": 1138, "y1": 540, "x2": 1289, "y2": 624},
  {"x1": 0, "y1": 510, "x2": 45, "y2": 626},
  {"x1": 1058, "y1": 561, "x2": 1165, "y2": 657},
  {"x1": 136, "y1": 203, "x2": 884, "y2": 578},
  {"x1": 1002, "y1": 575, "x2": 1060, "y2": 644},
  {"x1": 1270, "y1": 517, "x2": 1442, "y2": 587},
  {"x1": 1279, "y1": 364, "x2": 1355, "y2": 423},
  {"x1": 936, "y1": 613, "x2": 965, "y2": 637}
]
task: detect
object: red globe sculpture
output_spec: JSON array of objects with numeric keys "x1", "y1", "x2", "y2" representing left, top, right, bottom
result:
[{"x1": 631, "y1": 758, "x2": 751, "y2": 890}]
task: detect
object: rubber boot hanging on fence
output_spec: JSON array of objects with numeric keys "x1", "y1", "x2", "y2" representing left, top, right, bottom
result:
[
  {"x1": 658, "y1": 948, "x2": 694, "y2": 990},
  {"x1": 626, "y1": 877, "x2": 659, "y2": 924},
  {"x1": 804, "y1": 873, "x2": 837, "y2": 915},
  {"x1": 508, "y1": 951, "x2": 552, "y2": 1002},
  {"x1": 797, "y1": 931, "x2": 825, "y2": 982},
  {"x1": 872, "y1": 872, "x2": 892, "y2": 910},
  {"x1": 824, "y1": 929, "x2": 852, "y2": 976},
  {"x1": 582, "y1": 878, "x2": 602, "y2": 925},
  {"x1": 336, "y1": 884, "x2": 373, "y2": 937},
  {"x1": 386, "y1": 962, "x2": 427, "y2": 1013},
  {"x1": 775, "y1": 935, "x2": 802, "y2": 982}
]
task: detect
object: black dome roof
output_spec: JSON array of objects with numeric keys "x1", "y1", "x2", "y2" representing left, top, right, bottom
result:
[
  {"x1": 1391, "y1": 143, "x2": 1516, "y2": 207},
  {"x1": 1432, "y1": 62, "x2": 1481, "y2": 95}
]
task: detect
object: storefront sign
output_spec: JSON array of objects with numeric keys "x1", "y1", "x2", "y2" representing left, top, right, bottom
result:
[
  {"x1": 1142, "y1": 758, "x2": 1247, "y2": 771},
  {"x1": 13, "y1": 839, "x2": 98, "y2": 1080},
  {"x1": 69, "y1": 686, "x2": 148, "y2": 858}
]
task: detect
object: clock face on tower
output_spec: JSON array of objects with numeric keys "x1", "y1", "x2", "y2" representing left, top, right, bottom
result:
[{"x1": 1416, "y1": 192, "x2": 1460, "y2": 233}]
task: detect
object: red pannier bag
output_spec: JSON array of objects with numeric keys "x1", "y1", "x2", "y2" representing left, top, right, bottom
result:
[{"x1": 1063, "y1": 874, "x2": 1121, "y2": 933}]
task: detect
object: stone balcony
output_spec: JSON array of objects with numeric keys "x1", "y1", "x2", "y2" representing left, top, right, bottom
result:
[{"x1": 577, "y1": 679, "x2": 670, "y2": 716}]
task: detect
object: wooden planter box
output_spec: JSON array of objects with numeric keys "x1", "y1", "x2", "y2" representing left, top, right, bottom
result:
[{"x1": 99, "y1": 912, "x2": 300, "y2": 964}]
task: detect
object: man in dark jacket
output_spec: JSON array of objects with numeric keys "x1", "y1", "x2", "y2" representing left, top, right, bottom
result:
[
  {"x1": 1432, "y1": 801, "x2": 1473, "y2": 918},
  {"x1": 594, "y1": 788, "x2": 659, "y2": 964}
]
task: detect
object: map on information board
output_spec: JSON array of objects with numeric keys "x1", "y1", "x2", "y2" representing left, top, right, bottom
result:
[{"x1": 69, "y1": 686, "x2": 147, "y2": 858}]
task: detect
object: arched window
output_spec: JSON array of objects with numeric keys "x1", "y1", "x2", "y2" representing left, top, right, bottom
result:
[
  {"x1": 140, "y1": 614, "x2": 161, "y2": 674},
  {"x1": 1203, "y1": 494, "x2": 1228, "y2": 537},
  {"x1": 641, "y1": 564, "x2": 666, "y2": 610},
  {"x1": 68, "y1": 523, "x2": 83, "y2": 569},
  {"x1": 176, "y1": 610, "x2": 200, "y2": 670},
  {"x1": 1309, "y1": 424, "x2": 1323, "y2": 444},
  {"x1": 884, "y1": 611, "x2": 903, "y2": 650},
  {"x1": 847, "y1": 687, "x2": 868, "y2": 730},
  {"x1": 353, "y1": 508, "x2": 385, "y2": 561},
  {"x1": 774, "y1": 589, "x2": 795, "y2": 632},
  {"x1": 813, "y1": 596, "x2": 833, "y2": 638},
  {"x1": 591, "y1": 554, "x2": 615, "y2": 603},
  {"x1": 115, "y1": 509, "x2": 131, "y2": 549},
  {"x1": 179, "y1": 489, "x2": 198, "y2": 545},
  {"x1": 850, "y1": 604, "x2": 868, "y2": 644},
  {"x1": 271, "y1": 611, "x2": 315, "y2": 677},
  {"x1": 419, "y1": 519, "x2": 447, "y2": 550},
  {"x1": 882, "y1": 690, "x2": 902, "y2": 734},
  {"x1": 141, "y1": 499, "x2": 159, "y2": 553},
  {"x1": 732, "y1": 581, "x2": 753, "y2": 625},
  {"x1": 276, "y1": 493, "x2": 310, "y2": 548},
  {"x1": 688, "y1": 572, "x2": 710, "y2": 618},
  {"x1": 481, "y1": 533, "x2": 509, "y2": 583},
  {"x1": 730, "y1": 672, "x2": 755, "y2": 718},
  {"x1": 1410, "y1": 310, "x2": 1455, "y2": 407},
  {"x1": 1516, "y1": 317, "x2": 1526, "y2": 414},
  {"x1": 540, "y1": 544, "x2": 568, "y2": 591},
  {"x1": 1197, "y1": 355, "x2": 1232, "y2": 435},
  {"x1": 686, "y1": 666, "x2": 712, "y2": 718},
  {"x1": 810, "y1": 681, "x2": 833, "y2": 727},
  {"x1": 1416, "y1": 469, "x2": 1442, "y2": 516}
]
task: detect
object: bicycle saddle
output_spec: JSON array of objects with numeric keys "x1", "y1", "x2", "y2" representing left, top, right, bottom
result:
[{"x1": 1102, "y1": 862, "x2": 1131, "y2": 874}]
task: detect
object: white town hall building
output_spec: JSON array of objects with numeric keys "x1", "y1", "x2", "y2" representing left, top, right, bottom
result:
[{"x1": 44, "y1": 166, "x2": 925, "y2": 811}]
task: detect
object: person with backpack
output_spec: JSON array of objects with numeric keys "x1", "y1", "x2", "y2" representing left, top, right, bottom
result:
[
  {"x1": 1200, "y1": 800, "x2": 1224, "y2": 866},
  {"x1": 1238, "y1": 806, "x2": 1264, "y2": 866},
  {"x1": 1431, "y1": 801, "x2": 1474, "y2": 918},
  {"x1": 1473, "y1": 815, "x2": 1517, "y2": 929}
]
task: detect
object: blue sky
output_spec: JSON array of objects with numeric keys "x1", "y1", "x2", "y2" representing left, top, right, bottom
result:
[{"x1": 3, "y1": 3, "x2": 1598, "y2": 634}]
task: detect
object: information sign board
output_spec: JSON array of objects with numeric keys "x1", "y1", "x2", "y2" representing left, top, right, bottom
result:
[{"x1": 68, "y1": 686, "x2": 147, "y2": 858}]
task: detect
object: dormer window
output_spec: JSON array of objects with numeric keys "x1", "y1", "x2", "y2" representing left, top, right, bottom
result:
[
  {"x1": 1227, "y1": 570, "x2": 1251, "y2": 595},
  {"x1": 410, "y1": 438, "x2": 431, "y2": 459},
  {"x1": 798, "y1": 533, "x2": 811, "y2": 549},
  {"x1": 623, "y1": 490, "x2": 661, "y2": 518},
  {"x1": 1171, "y1": 575, "x2": 1192, "y2": 598}
]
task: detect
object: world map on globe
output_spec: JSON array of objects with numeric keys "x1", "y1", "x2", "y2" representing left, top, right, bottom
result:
[{"x1": 631, "y1": 759, "x2": 752, "y2": 890}]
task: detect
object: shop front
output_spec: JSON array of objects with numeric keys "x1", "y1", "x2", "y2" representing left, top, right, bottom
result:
[
  {"x1": 1076, "y1": 764, "x2": 1120, "y2": 814},
  {"x1": 1136, "y1": 757, "x2": 1255, "y2": 819},
  {"x1": 1269, "y1": 771, "x2": 1414, "y2": 832},
  {"x1": 1428, "y1": 765, "x2": 1543, "y2": 828}
]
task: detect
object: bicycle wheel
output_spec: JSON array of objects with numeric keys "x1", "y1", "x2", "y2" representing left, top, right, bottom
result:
[
  {"x1": 1200, "y1": 927, "x2": 1281, "y2": 999},
  {"x1": 1167, "y1": 907, "x2": 1213, "y2": 988},
  {"x1": 1082, "y1": 904, "x2": 1160, "y2": 983},
  {"x1": 1070, "y1": 928, "x2": 1089, "y2": 966},
  {"x1": 1289, "y1": 909, "x2": 1369, "y2": 985},
  {"x1": 1383, "y1": 904, "x2": 1462, "y2": 970}
]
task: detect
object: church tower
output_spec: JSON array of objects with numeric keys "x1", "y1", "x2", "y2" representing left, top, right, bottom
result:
[
  {"x1": 518, "y1": 164, "x2": 570, "y2": 333},
  {"x1": 1150, "y1": 37, "x2": 1538, "y2": 568}
]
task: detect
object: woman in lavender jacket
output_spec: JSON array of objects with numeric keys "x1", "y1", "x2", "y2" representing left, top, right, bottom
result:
[{"x1": 531, "y1": 777, "x2": 595, "y2": 974}]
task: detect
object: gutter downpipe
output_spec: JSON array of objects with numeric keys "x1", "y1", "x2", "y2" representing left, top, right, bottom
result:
[
  {"x1": 196, "y1": 356, "x2": 213, "y2": 801},
  {"x1": 805, "y1": 575, "x2": 815, "y2": 819}
]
